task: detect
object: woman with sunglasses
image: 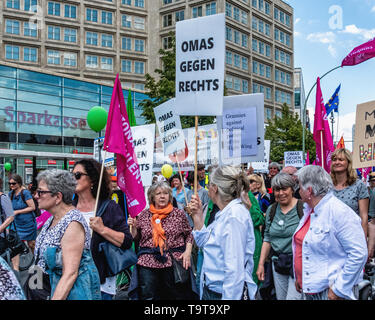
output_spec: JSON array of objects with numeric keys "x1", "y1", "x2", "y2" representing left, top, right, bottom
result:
[
  {"x1": 72, "y1": 159, "x2": 133, "y2": 300},
  {"x1": 8, "y1": 174, "x2": 37, "y2": 272}
]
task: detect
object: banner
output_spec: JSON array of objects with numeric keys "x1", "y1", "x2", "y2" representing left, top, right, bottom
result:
[
  {"x1": 175, "y1": 13, "x2": 225, "y2": 116},
  {"x1": 131, "y1": 124, "x2": 155, "y2": 187},
  {"x1": 153, "y1": 124, "x2": 219, "y2": 172},
  {"x1": 154, "y1": 99, "x2": 185, "y2": 156},
  {"x1": 352, "y1": 100, "x2": 375, "y2": 168},
  {"x1": 217, "y1": 93, "x2": 265, "y2": 165},
  {"x1": 284, "y1": 151, "x2": 304, "y2": 168},
  {"x1": 251, "y1": 140, "x2": 271, "y2": 172}
]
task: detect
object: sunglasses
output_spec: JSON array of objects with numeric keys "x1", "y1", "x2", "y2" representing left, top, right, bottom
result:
[
  {"x1": 73, "y1": 172, "x2": 89, "y2": 180},
  {"x1": 249, "y1": 180, "x2": 257, "y2": 184},
  {"x1": 8, "y1": 182, "x2": 17, "y2": 186},
  {"x1": 36, "y1": 189, "x2": 54, "y2": 197}
]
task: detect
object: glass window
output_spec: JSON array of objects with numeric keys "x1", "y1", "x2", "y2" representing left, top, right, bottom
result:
[
  {"x1": 48, "y1": 26, "x2": 60, "y2": 40},
  {"x1": 265, "y1": 2, "x2": 270, "y2": 15},
  {"x1": 259, "y1": 41, "x2": 264, "y2": 55},
  {"x1": 259, "y1": 64, "x2": 265, "y2": 76},
  {"x1": 134, "y1": 17, "x2": 145, "y2": 30},
  {"x1": 234, "y1": 30, "x2": 240, "y2": 44},
  {"x1": 24, "y1": 22, "x2": 37, "y2": 37},
  {"x1": 162, "y1": 36, "x2": 173, "y2": 49},
  {"x1": 47, "y1": 50, "x2": 60, "y2": 65},
  {"x1": 163, "y1": 0, "x2": 172, "y2": 4},
  {"x1": 86, "y1": 32, "x2": 98, "y2": 46},
  {"x1": 175, "y1": 10, "x2": 184, "y2": 22},
  {"x1": 64, "y1": 28, "x2": 77, "y2": 43},
  {"x1": 252, "y1": 0, "x2": 257, "y2": 8},
  {"x1": 265, "y1": 23, "x2": 270, "y2": 36},
  {"x1": 123, "y1": 0, "x2": 131, "y2": 4},
  {"x1": 242, "y1": 57, "x2": 248, "y2": 70},
  {"x1": 122, "y1": 60, "x2": 132, "y2": 73},
  {"x1": 225, "y1": 51, "x2": 232, "y2": 65},
  {"x1": 86, "y1": 55, "x2": 98, "y2": 68},
  {"x1": 258, "y1": 0, "x2": 264, "y2": 10},
  {"x1": 5, "y1": 45, "x2": 20, "y2": 60},
  {"x1": 258, "y1": 20, "x2": 264, "y2": 33},
  {"x1": 192, "y1": 6, "x2": 203, "y2": 18},
  {"x1": 206, "y1": 2, "x2": 216, "y2": 16},
  {"x1": 163, "y1": 14, "x2": 172, "y2": 27},
  {"x1": 102, "y1": 11, "x2": 113, "y2": 25},
  {"x1": 87, "y1": 8, "x2": 98, "y2": 22},
  {"x1": 233, "y1": 7, "x2": 240, "y2": 21},
  {"x1": 242, "y1": 80, "x2": 248, "y2": 93},
  {"x1": 63, "y1": 53, "x2": 77, "y2": 67},
  {"x1": 134, "y1": 0, "x2": 144, "y2": 7},
  {"x1": 234, "y1": 78, "x2": 241, "y2": 91},
  {"x1": 101, "y1": 57, "x2": 113, "y2": 70},
  {"x1": 266, "y1": 44, "x2": 271, "y2": 57},
  {"x1": 64, "y1": 5, "x2": 76, "y2": 19},
  {"x1": 101, "y1": 34, "x2": 113, "y2": 48},
  {"x1": 266, "y1": 108, "x2": 272, "y2": 120},
  {"x1": 122, "y1": 15, "x2": 132, "y2": 28},
  {"x1": 122, "y1": 37, "x2": 131, "y2": 50},
  {"x1": 135, "y1": 39, "x2": 144, "y2": 52},
  {"x1": 225, "y1": 3, "x2": 232, "y2": 17},
  {"x1": 241, "y1": 11, "x2": 248, "y2": 25},
  {"x1": 134, "y1": 61, "x2": 144, "y2": 74},
  {"x1": 226, "y1": 27, "x2": 232, "y2": 41},
  {"x1": 23, "y1": 47, "x2": 37, "y2": 62},
  {"x1": 134, "y1": 83, "x2": 145, "y2": 91},
  {"x1": 6, "y1": 20, "x2": 20, "y2": 35},
  {"x1": 6, "y1": 0, "x2": 20, "y2": 9},
  {"x1": 234, "y1": 54, "x2": 240, "y2": 68},
  {"x1": 48, "y1": 2, "x2": 60, "y2": 16},
  {"x1": 225, "y1": 76, "x2": 233, "y2": 89},
  {"x1": 24, "y1": 0, "x2": 37, "y2": 11},
  {"x1": 252, "y1": 61, "x2": 258, "y2": 74},
  {"x1": 242, "y1": 34, "x2": 248, "y2": 48},
  {"x1": 266, "y1": 65, "x2": 271, "y2": 78},
  {"x1": 252, "y1": 39, "x2": 257, "y2": 51}
]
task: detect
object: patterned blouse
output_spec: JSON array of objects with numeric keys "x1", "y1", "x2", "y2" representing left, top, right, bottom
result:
[
  {"x1": 135, "y1": 207, "x2": 194, "y2": 269},
  {"x1": 34, "y1": 209, "x2": 91, "y2": 272},
  {"x1": 0, "y1": 256, "x2": 25, "y2": 300}
]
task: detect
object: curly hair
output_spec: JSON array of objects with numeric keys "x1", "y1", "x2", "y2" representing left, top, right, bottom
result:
[
  {"x1": 73, "y1": 159, "x2": 111, "y2": 200},
  {"x1": 330, "y1": 148, "x2": 357, "y2": 186}
]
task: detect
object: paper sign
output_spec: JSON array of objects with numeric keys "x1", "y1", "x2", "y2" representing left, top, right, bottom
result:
[
  {"x1": 154, "y1": 99, "x2": 185, "y2": 156},
  {"x1": 94, "y1": 137, "x2": 114, "y2": 167},
  {"x1": 284, "y1": 151, "x2": 304, "y2": 168},
  {"x1": 175, "y1": 13, "x2": 225, "y2": 116},
  {"x1": 251, "y1": 140, "x2": 271, "y2": 171}
]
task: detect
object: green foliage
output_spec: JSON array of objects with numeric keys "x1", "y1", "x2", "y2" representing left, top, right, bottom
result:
[
  {"x1": 139, "y1": 33, "x2": 215, "y2": 129},
  {"x1": 265, "y1": 104, "x2": 316, "y2": 163}
]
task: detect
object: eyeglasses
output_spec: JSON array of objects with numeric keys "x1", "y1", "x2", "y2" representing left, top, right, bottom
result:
[
  {"x1": 36, "y1": 189, "x2": 53, "y2": 197},
  {"x1": 8, "y1": 182, "x2": 17, "y2": 186},
  {"x1": 73, "y1": 172, "x2": 89, "y2": 180}
]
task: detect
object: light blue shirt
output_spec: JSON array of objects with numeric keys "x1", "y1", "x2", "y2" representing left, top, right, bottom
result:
[
  {"x1": 192, "y1": 198, "x2": 258, "y2": 300},
  {"x1": 292, "y1": 192, "x2": 368, "y2": 300}
]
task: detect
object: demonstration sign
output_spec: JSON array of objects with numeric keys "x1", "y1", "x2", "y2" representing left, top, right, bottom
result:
[
  {"x1": 94, "y1": 137, "x2": 114, "y2": 167},
  {"x1": 131, "y1": 124, "x2": 155, "y2": 187},
  {"x1": 154, "y1": 99, "x2": 185, "y2": 156},
  {"x1": 175, "y1": 13, "x2": 225, "y2": 116},
  {"x1": 251, "y1": 140, "x2": 271, "y2": 172},
  {"x1": 217, "y1": 94, "x2": 265, "y2": 165},
  {"x1": 284, "y1": 151, "x2": 304, "y2": 168},
  {"x1": 153, "y1": 124, "x2": 219, "y2": 172},
  {"x1": 353, "y1": 100, "x2": 375, "y2": 168}
]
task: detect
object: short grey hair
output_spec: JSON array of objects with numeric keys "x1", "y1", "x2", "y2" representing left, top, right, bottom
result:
[
  {"x1": 296, "y1": 165, "x2": 333, "y2": 197},
  {"x1": 269, "y1": 162, "x2": 280, "y2": 170},
  {"x1": 271, "y1": 172, "x2": 297, "y2": 191},
  {"x1": 36, "y1": 169, "x2": 76, "y2": 205},
  {"x1": 147, "y1": 181, "x2": 172, "y2": 205}
]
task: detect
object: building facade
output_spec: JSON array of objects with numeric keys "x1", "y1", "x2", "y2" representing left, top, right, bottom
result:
[
  {"x1": 294, "y1": 67, "x2": 305, "y2": 119},
  {"x1": 1, "y1": 0, "x2": 294, "y2": 121}
]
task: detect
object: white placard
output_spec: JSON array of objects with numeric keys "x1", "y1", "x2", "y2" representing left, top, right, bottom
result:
[
  {"x1": 154, "y1": 99, "x2": 185, "y2": 156},
  {"x1": 217, "y1": 94, "x2": 265, "y2": 164},
  {"x1": 131, "y1": 124, "x2": 155, "y2": 187},
  {"x1": 251, "y1": 140, "x2": 271, "y2": 172},
  {"x1": 284, "y1": 151, "x2": 304, "y2": 168},
  {"x1": 94, "y1": 137, "x2": 114, "y2": 167},
  {"x1": 175, "y1": 13, "x2": 225, "y2": 116}
]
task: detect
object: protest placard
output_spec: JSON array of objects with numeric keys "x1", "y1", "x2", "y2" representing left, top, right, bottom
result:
[
  {"x1": 93, "y1": 137, "x2": 114, "y2": 167},
  {"x1": 175, "y1": 13, "x2": 225, "y2": 116},
  {"x1": 251, "y1": 140, "x2": 271, "y2": 172},
  {"x1": 284, "y1": 151, "x2": 304, "y2": 168},
  {"x1": 353, "y1": 100, "x2": 375, "y2": 168}
]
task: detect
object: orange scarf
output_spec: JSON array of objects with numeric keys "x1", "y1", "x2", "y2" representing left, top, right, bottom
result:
[{"x1": 150, "y1": 203, "x2": 173, "y2": 255}]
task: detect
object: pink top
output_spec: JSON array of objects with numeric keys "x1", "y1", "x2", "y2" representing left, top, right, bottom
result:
[
  {"x1": 135, "y1": 207, "x2": 194, "y2": 268},
  {"x1": 294, "y1": 214, "x2": 311, "y2": 290}
]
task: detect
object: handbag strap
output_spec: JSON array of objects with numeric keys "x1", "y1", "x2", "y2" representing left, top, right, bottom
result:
[{"x1": 95, "y1": 199, "x2": 111, "y2": 218}]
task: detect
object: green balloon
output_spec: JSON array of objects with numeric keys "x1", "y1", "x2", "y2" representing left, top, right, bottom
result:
[
  {"x1": 87, "y1": 106, "x2": 108, "y2": 132},
  {"x1": 4, "y1": 162, "x2": 11, "y2": 171}
]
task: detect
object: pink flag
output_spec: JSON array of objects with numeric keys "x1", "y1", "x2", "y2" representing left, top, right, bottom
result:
[
  {"x1": 103, "y1": 74, "x2": 146, "y2": 218},
  {"x1": 313, "y1": 77, "x2": 335, "y2": 173},
  {"x1": 341, "y1": 38, "x2": 375, "y2": 67},
  {"x1": 305, "y1": 150, "x2": 310, "y2": 166},
  {"x1": 361, "y1": 167, "x2": 371, "y2": 182}
]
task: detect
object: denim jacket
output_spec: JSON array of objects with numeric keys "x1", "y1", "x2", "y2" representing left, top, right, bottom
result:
[
  {"x1": 44, "y1": 247, "x2": 101, "y2": 300},
  {"x1": 292, "y1": 192, "x2": 368, "y2": 299}
]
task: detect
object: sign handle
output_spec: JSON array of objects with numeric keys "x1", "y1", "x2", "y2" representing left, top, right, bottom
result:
[
  {"x1": 194, "y1": 116, "x2": 199, "y2": 196},
  {"x1": 176, "y1": 159, "x2": 189, "y2": 209},
  {"x1": 94, "y1": 149, "x2": 106, "y2": 215}
]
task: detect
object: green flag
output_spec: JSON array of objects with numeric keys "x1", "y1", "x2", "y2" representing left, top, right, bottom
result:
[{"x1": 126, "y1": 90, "x2": 137, "y2": 127}]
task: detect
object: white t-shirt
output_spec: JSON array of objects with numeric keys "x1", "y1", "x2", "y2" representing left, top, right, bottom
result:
[{"x1": 80, "y1": 211, "x2": 117, "y2": 296}]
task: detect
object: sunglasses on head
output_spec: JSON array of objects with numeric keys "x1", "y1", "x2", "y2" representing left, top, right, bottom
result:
[{"x1": 73, "y1": 172, "x2": 89, "y2": 180}]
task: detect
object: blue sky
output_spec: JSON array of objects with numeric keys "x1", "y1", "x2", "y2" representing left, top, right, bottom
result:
[{"x1": 286, "y1": 0, "x2": 375, "y2": 150}]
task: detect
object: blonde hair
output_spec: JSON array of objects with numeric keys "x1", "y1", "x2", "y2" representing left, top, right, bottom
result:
[
  {"x1": 248, "y1": 174, "x2": 267, "y2": 195},
  {"x1": 330, "y1": 148, "x2": 357, "y2": 186},
  {"x1": 210, "y1": 166, "x2": 249, "y2": 203}
]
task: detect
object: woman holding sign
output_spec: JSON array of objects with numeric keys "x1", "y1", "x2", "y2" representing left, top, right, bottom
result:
[{"x1": 189, "y1": 165, "x2": 258, "y2": 300}]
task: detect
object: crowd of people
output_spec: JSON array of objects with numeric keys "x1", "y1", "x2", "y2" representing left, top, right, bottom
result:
[{"x1": 0, "y1": 148, "x2": 374, "y2": 300}]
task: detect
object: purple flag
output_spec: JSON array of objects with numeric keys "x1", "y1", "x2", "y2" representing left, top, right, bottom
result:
[
  {"x1": 341, "y1": 38, "x2": 375, "y2": 67},
  {"x1": 103, "y1": 74, "x2": 146, "y2": 218},
  {"x1": 313, "y1": 77, "x2": 335, "y2": 173}
]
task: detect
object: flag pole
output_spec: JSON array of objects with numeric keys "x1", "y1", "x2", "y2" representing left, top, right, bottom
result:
[
  {"x1": 320, "y1": 131, "x2": 324, "y2": 168},
  {"x1": 194, "y1": 115, "x2": 198, "y2": 196},
  {"x1": 176, "y1": 158, "x2": 189, "y2": 209},
  {"x1": 94, "y1": 150, "x2": 107, "y2": 215}
]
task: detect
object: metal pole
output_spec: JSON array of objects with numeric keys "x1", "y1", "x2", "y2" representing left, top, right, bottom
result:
[
  {"x1": 330, "y1": 111, "x2": 335, "y2": 146},
  {"x1": 302, "y1": 65, "x2": 341, "y2": 161}
]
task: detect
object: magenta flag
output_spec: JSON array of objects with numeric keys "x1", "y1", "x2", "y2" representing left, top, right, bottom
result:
[
  {"x1": 103, "y1": 74, "x2": 146, "y2": 218},
  {"x1": 305, "y1": 150, "x2": 310, "y2": 166},
  {"x1": 341, "y1": 38, "x2": 375, "y2": 67},
  {"x1": 313, "y1": 77, "x2": 335, "y2": 173}
]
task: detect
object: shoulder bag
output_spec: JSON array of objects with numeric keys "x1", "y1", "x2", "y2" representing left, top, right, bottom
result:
[{"x1": 96, "y1": 200, "x2": 137, "y2": 277}]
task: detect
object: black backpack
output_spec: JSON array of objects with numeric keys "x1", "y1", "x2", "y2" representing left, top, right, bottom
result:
[
  {"x1": 268, "y1": 199, "x2": 304, "y2": 223},
  {"x1": 10, "y1": 189, "x2": 41, "y2": 217}
]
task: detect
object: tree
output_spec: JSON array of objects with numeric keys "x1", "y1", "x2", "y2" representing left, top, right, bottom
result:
[
  {"x1": 265, "y1": 103, "x2": 316, "y2": 163},
  {"x1": 139, "y1": 33, "x2": 215, "y2": 128}
]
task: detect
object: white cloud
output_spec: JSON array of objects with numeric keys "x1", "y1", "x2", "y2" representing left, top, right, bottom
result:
[
  {"x1": 328, "y1": 44, "x2": 337, "y2": 58},
  {"x1": 340, "y1": 24, "x2": 375, "y2": 41},
  {"x1": 295, "y1": 18, "x2": 301, "y2": 25},
  {"x1": 306, "y1": 31, "x2": 336, "y2": 44},
  {"x1": 371, "y1": 5, "x2": 375, "y2": 12},
  {"x1": 294, "y1": 31, "x2": 301, "y2": 37}
]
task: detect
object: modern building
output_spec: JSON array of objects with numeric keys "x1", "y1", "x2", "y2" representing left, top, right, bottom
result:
[
  {"x1": 294, "y1": 67, "x2": 304, "y2": 119},
  {"x1": 1, "y1": 0, "x2": 294, "y2": 122}
]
